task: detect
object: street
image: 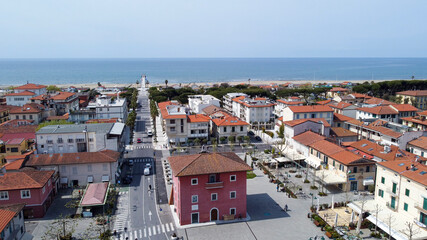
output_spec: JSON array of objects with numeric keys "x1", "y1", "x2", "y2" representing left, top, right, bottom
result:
[{"x1": 115, "y1": 87, "x2": 174, "y2": 240}]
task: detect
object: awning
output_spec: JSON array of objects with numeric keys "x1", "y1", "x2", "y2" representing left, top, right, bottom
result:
[
  {"x1": 101, "y1": 175, "x2": 109, "y2": 182},
  {"x1": 110, "y1": 122, "x2": 125, "y2": 135},
  {"x1": 60, "y1": 177, "x2": 68, "y2": 184},
  {"x1": 316, "y1": 170, "x2": 347, "y2": 185},
  {"x1": 366, "y1": 215, "x2": 407, "y2": 240},
  {"x1": 169, "y1": 138, "x2": 176, "y2": 143},
  {"x1": 80, "y1": 182, "x2": 109, "y2": 207},
  {"x1": 274, "y1": 157, "x2": 292, "y2": 163},
  {"x1": 363, "y1": 178, "x2": 374, "y2": 186},
  {"x1": 305, "y1": 156, "x2": 321, "y2": 169},
  {"x1": 87, "y1": 176, "x2": 94, "y2": 183}
]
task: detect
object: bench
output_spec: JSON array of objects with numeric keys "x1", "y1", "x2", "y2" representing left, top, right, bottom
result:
[{"x1": 223, "y1": 214, "x2": 235, "y2": 221}]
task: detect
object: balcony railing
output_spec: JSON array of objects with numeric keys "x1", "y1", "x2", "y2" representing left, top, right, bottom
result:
[
  {"x1": 46, "y1": 140, "x2": 53, "y2": 144},
  {"x1": 57, "y1": 139, "x2": 63, "y2": 144},
  {"x1": 205, "y1": 182, "x2": 224, "y2": 189},
  {"x1": 76, "y1": 138, "x2": 86, "y2": 143},
  {"x1": 414, "y1": 203, "x2": 427, "y2": 214},
  {"x1": 386, "y1": 187, "x2": 398, "y2": 196},
  {"x1": 385, "y1": 202, "x2": 398, "y2": 212}
]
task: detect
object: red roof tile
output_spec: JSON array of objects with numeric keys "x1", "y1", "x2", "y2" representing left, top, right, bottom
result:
[
  {"x1": 5, "y1": 91, "x2": 36, "y2": 96},
  {"x1": 378, "y1": 160, "x2": 427, "y2": 186},
  {"x1": 330, "y1": 127, "x2": 358, "y2": 137},
  {"x1": 287, "y1": 105, "x2": 333, "y2": 113},
  {"x1": 408, "y1": 136, "x2": 427, "y2": 150},
  {"x1": 330, "y1": 151, "x2": 365, "y2": 165},
  {"x1": 364, "y1": 97, "x2": 394, "y2": 106},
  {"x1": 396, "y1": 90, "x2": 427, "y2": 97},
  {"x1": 390, "y1": 104, "x2": 419, "y2": 112},
  {"x1": 309, "y1": 140, "x2": 346, "y2": 155},
  {"x1": 3, "y1": 159, "x2": 25, "y2": 171},
  {"x1": 168, "y1": 152, "x2": 251, "y2": 177},
  {"x1": 50, "y1": 92, "x2": 76, "y2": 100},
  {"x1": 356, "y1": 106, "x2": 397, "y2": 115},
  {"x1": 283, "y1": 118, "x2": 331, "y2": 127},
  {"x1": 158, "y1": 101, "x2": 187, "y2": 119},
  {"x1": 292, "y1": 131, "x2": 326, "y2": 146},
  {"x1": 333, "y1": 113, "x2": 353, "y2": 122},
  {"x1": 212, "y1": 115, "x2": 249, "y2": 126},
  {"x1": 329, "y1": 87, "x2": 349, "y2": 92},
  {"x1": 0, "y1": 170, "x2": 54, "y2": 191},
  {"x1": 26, "y1": 150, "x2": 120, "y2": 166},
  {"x1": 80, "y1": 182, "x2": 109, "y2": 206},
  {"x1": 0, "y1": 209, "x2": 17, "y2": 233},
  {"x1": 187, "y1": 114, "x2": 210, "y2": 123},
  {"x1": 14, "y1": 83, "x2": 46, "y2": 90},
  {"x1": 316, "y1": 99, "x2": 332, "y2": 105}
]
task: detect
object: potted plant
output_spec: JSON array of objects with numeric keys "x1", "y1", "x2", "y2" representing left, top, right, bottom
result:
[{"x1": 325, "y1": 231, "x2": 332, "y2": 238}]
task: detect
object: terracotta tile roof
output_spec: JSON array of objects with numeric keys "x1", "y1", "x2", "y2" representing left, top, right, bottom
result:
[
  {"x1": 349, "y1": 139, "x2": 424, "y2": 162},
  {"x1": 254, "y1": 97, "x2": 267, "y2": 100},
  {"x1": 390, "y1": 104, "x2": 419, "y2": 112},
  {"x1": 378, "y1": 160, "x2": 427, "y2": 186},
  {"x1": 158, "y1": 101, "x2": 187, "y2": 119},
  {"x1": 0, "y1": 119, "x2": 34, "y2": 127},
  {"x1": 80, "y1": 182, "x2": 109, "y2": 206},
  {"x1": 168, "y1": 152, "x2": 251, "y2": 177},
  {"x1": 0, "y1": 170, "x2": 54, "y2": 191},
  {"x1": 364, "y1": 97, "x2": 394, "y2": 106},
  {"x1": 14, "y1": 83, "x2": 46, "y2": 90},
  {"x1": 283, "y1": 118, "x2": 331, "y2": 127},
  {"x1": 309, "y1": 140, "x2": 346, "y2": 155},
  {"x1": 85, "y1": 118, "x2": 118, "y2": 123},
  {"x1": 349, "y1": 93, "x2": 372, "y2": 99},
  {"x1": 316, "y1": 99, "x2": 332, "y2": 105},
  {"x1": 30, "y1": 94, "x2": 48, "y2": 101},
  {"x1": 330, "y1": 102, "x2": 353, "y2": 110},
  {"x1": 201, "y1": 105, "x2": 224, "y2": 115},
  {"x1": 356, "y1": 106, "x2": 397, "y2": 115},
  {"x1": 330, "y1": 127, "x2": 358, "y2": 137},
  {"x1": 396, "y1": 90, "x2": 427, "y2": 97},
  {"x1": 0, "y1": 125, "x2": 37, "y2": 135},
  {"x1": 419, "y1": 110, "x2": 427, "y2": 116},
  {"x1": 277, "y1": 99, "x2": 304, "y2": 105},
  {"x1": 9, "y1": 104, "x2": 44, "y2": 114},
  {"x1": 5, "y1": 91, "x2": 36, "y2": 96},
  {"x1": 333, "y1": 113, "x2": 353, "y2": 122},
  {"x1": 4, "y1": 159, "x2": 25, "y2": 171},
  {"x1": 401, "y1": 116, "x2": 427, "y2": 127},
  {"x1": 4, "y1": 152, "x2": 33, "y2": 162},
  {"x1": 0, "y1": 209, "x2": 17, "y2": 233},
  {"x1": 26, "y1": 150, "x2": 120, "y2": 166},
  {"x1": 330, "y1": 151, "x2": 365, "y2": 165},
  {"x1": 287, "y1": 105, "x2": 333, "y2": 113},
  {"x1": 50, "y1": 92, "x2": 76, "y2": 100},
  {"x1": 47, "y1": 114, "x2": 70, "y2": 121},
  {"x1": 187, "y1": 114, "x2": 210, "y2": 123},
  {"x1": 5, "y1": 138, "x2": 25, "y2": 145},
  {"x1": 329, "y1": 87, "x2": 349, "y2": 92},
  {"x1": 232, "y1": 96, "x2": 275, "y2": 108},
  {"x1": 212, "y1": 115, "x2": 249, "y2": 126},
  {"x1": 292, "y1": 131, "x2": 326, "y2": 146},
  {"x1": 408, "y1": 136, "x2": 427, "y2": 150},
  {"x1": 344, "y1": 118, "x2": 402, "y2": 138}
]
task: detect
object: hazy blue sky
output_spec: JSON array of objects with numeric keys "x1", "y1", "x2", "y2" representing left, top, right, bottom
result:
[{"x1": 1, "y1": 0, "x2": 426, "y2": 58}]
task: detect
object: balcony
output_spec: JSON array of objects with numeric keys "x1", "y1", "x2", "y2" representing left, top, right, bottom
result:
[
  {"x1": 189, "y1": 133, "x2": 208, "y2": 138},
  {"x1": 205, "y1": 182, "x2": 224, "y2": 189},
  {"x1": 386, "y1": 187, "x2": 398, "y2": 196},
  {"x1": 76, "y1": 138, "x2": 86, "y2": 143},
  {"x1": 57, "y1": 139, "x2": 63, "y2": 144},
  {"x1": 46, "y1": 140, "x2": 53, "y2": 144},
  {"x1": 385, "y1": 202, "x2": 398, "y2": 212},
  {"x1": 414, "y1": 203, "x2": 427, "y2": 214}
]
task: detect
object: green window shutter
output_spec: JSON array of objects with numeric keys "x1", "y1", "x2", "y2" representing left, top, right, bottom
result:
[
  {"x1": 404, "y1": 203, "x2": 408, "y2": 211},
  {"x1": 405, "y1": 189, "x2": 410, "y2": 197},
  {"x1": 381, "y1": 177, "x2": 385, "y2": 184},
  {"x1": 423, "y1": 198, "x2": 427, "y2": 210},
  {"x1": 392, "y1": 182, "x2": 397, "y2": 194}
]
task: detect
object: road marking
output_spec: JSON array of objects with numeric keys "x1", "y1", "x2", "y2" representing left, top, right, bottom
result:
[
  {"x1": 134, "y1": 230, "x2": 138, "y2": 238},
  {"x1": 152, "y1": 225, "x2": 157, "y2": 235},
  {"x1": 139, "y1": 229, "x2": 142, "y2": 238},
  {"x1": 170, "y1": 222, "x2": 175, "y2": 231},
  {"x1": 144, "y1": 228, "x2": 147, "y2": 237},
  {"x1": 165, "y1": 223, "x2": 170, "y2": 232},
  {"x1": 161, "y1": 224, "x2": 165, "y2": 233},
  {"x1": 157, "y1": 224, "x2": 161, "y2": 233},
  {"x1": 129, "y1": 232, "x2": 133, "y2": 239},
  {"x1": 148, "y1": 227, "x2": 151, "y2": 236}
]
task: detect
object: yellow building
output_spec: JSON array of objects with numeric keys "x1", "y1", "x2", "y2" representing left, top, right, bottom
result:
[
  {"x1": 350, "y1": 160, "x2": 427, "y2": 240},
  {"x1": 0, "y1": 106, "x2": 10, "y2": 123},
  {"x1": 0, "y1": 138, "x2": 28, "y2": 164},
  {"x1": 396, "y1": 90, "x2": 427, "y2": 110}
]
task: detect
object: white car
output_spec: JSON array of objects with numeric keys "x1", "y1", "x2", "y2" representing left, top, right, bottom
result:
[
  {"x1": 144, "y1": 167, "x2": 150, "y2": 176},
  {"x1": 147, "y1": 130, "x2": 153, "y2": 137},
  {"x1": 145, "y1": 163, "x2": 152, "y2": 169},
  {"x1": 129, "y1": 159, "x2": 134, "y2": 166}
]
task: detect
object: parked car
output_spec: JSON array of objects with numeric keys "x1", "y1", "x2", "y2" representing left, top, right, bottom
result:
[
  {"x1": 145, "y1": 163, "x2": 152, "y2": 169},
  {"x1": 144, "y1": 167, "x2": 150, "y2": 176},
  {"x1": 248, "y1": 131, "x2": 255, "y2": 136},
  {"x1": 137, "y1": 138, "x2": 142, "y2": 143},
  {"x1": 129, "y1": 159, "x2": 134, "y2": 166},
  {"x1": 255, "y1": 136, "x2": 262, "y2": 141},
  {"x1": 147, "y1": 130, "x2": 153, "y2": 137}
]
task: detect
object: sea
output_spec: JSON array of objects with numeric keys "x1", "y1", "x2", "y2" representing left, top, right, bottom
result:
[{"x1": 0, "y1": 58, "x2": 426, "y2": 86}]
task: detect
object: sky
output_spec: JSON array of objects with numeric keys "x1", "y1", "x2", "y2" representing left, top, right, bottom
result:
[{"x1": 1, "y1": 0, "x2": 426, "y2": 58}]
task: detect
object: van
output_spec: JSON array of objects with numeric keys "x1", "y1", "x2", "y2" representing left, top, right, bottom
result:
[{"x1": 144, "y1": 167, "x2": 150, "y2": 176}]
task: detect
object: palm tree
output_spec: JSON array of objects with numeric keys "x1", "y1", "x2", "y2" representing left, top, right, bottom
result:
[{"x1": 165, "y1": 79, "x2": 169, "y2": 88}]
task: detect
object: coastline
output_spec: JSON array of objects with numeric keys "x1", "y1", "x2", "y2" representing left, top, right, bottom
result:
[{"x1": 1, "y1": 79, "x2": 420, "y2": 90}]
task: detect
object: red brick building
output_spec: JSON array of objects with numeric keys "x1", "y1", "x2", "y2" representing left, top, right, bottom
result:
[
  {"x1": 169, "y1": 152, "x2": 251, "y2": 225},
  {"x1": 0, "y1": 170, "x2": 56, "y2": 218}
]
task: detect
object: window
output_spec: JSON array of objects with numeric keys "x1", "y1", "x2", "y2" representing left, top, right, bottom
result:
[
  {"x1": 61, "y1": 166, "x2": 66, "y2": 173},
  {"x1": 87, "y1": 164, "x2": 92, "y2": 172},
  {"x1": 72, "y1": 167, "x2": 78, "y2": 175},
  {"x1": 209, "y1": 174, "x2": 218, "y2": 183},
  {"x1": 223, "y1": 127, "x2": 227, "y2": 132},
  {"x1": 170, "y1": 127, "x2": 175, "y2": 132},
  {"x1": 191, "y1": 178, "x2": 198, "y2": 185},
  {"x1": 191, "y1": 213, "x2": 199, "y2": 224},
  {"x1": 405, "y1": 189, "x2": 410, "y2": 197},
  {"x1": 404, "y1": 203, "x2": 408, "y2": 211},
  {"x1": 353, "y1": 167, "x2": 357, "y2": 173},
  {"x1": 42, "y1": 186, "x2": 46, "y2": 194},
  {"x1": 192, "y1": 195, "x2": 198, "y2": 203},
  {"x1": 21, "y1": 190, "x2": 31, "y2": 199},
  {"x1": 103, "y1": 164, "x2": 108, "y2": 171},
  {"x1": 230, "y1": 175, "x2": 236, "y2": 182},
  {"x1": 232, "y1": 127, "x2": 235, "y2": 132},
  {"x1": 48, "y1": 179, "x2": 51, "y2": 186},
  {"x1": 378, "y1": 189, "x2": 384, "y2": 198},
  {"x1": 381, "y1": 177, "x2": 385, "y2": 184},
  {"x1": 0, "y1": 191, "x2": 9, "y2": 200},
  {"x1": 10, "y1": 148, "x2": 18, "y2": 153},
  {"x1": 230, "y1": 191, "x2": 236, "y2": 199},
  {"x1": 29, "y1": 115, "x2": 33, "y2": 120},
  {"x1": 170, "y1": 120, "x2": 175, "y2": 124},
  {"x1": 366, "y1": 166, "x2": 370, "y2": 172},
  {"x1": 230, "y1": 208, "x2": 236, "y2": 215},
  {"x1": 240, "y1": 126, "x2": 243, "y2": 131},
  {"x1": 211, "y1": 193, "x2": 218, "y2": 201},
  {"x1": 392, "y1": 182, "x2": 397, "y2": 194}
]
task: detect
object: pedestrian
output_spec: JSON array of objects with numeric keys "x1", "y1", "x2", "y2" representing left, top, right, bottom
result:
[
  {"x1": 285, "y1": 204, "x2": 288, "y2": 212},
  {"x1": 149, "y1": 185, "x2": 152, "y2": 191},
  {"x1": 276, "y1": 184, "x2": 279, "y2": 192}
]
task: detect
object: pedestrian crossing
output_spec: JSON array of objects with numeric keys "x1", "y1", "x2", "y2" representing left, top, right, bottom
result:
[
  {"x1": 134, "y1": 145, "x2": 152, "y2": 149},
  {"x1": 118, "y1": 223, "x2": 175, "y2": 240},
  {"x1": 130, "y1": 158, "x2": 153, "y2": 163}
]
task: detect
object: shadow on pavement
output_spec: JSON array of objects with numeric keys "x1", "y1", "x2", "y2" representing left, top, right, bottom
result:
[{"x1": 247, "y1": 193, "x2": 289, "y2": 221}]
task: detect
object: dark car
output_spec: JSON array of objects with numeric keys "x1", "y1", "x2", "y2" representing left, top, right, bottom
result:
[
  {"x1": 137, "y1": 138, "x2": 142, "y2": 143},
  {"x1": 248, "y1": 131, "x2": 255, "y2": 136},
  {"x1": 255, "y1": 136, "x2": 262, "y2": 141},
  {"x1": 123, "y1": 175, "x2": 133, "y2": 184}
]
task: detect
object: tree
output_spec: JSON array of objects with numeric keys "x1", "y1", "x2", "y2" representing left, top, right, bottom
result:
[
  {"x1": 277, "y1": 124, "x2": 284, "y2": 139},
  {"x1": 356, "y1": 194, "x2": 369, "y2": 236},
  {"x1": 244, "y1": 136, "x2": 250, "y2": 144},
  {"x1": 402, "y1": 221, "x2": 421, "y2": 240},
  {"x1": 372, "y1": 204, "x2": 382, "y2": 236},
  {"x1": 193, "y1": 138, "x2": 201, "y2": 146},
  {"x1": 228, "y1": 136, "x2": 236, "y2": 144},
  {"x1": 42, "y1": 215, "x2": 77, "y2": 240},
  {"x1": 165, "y1": 79, "x2": 168, "y2": 88},
  {"x1": 47, "y1": 85, "x2": 61, "y2": 92},
  {"x1": 220, "y1": 136, "x2": 226, "y2": 143},
  {"x1": 386, "y1": 213, "x2": 395, "y2": 240},
  {"x1": 237, "y1": 136, "x2": 244, "y2": 143},
  {"x1": 97, "y1": 82, "x2": 102, "y2": 87}
]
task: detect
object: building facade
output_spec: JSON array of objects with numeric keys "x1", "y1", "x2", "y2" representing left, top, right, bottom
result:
[
  {"x1": 188, "y1": 95, "x2": 220, "y2": 114},
  {"x1": 396, "y1": 90, "x2": 427, "y2": 110}
]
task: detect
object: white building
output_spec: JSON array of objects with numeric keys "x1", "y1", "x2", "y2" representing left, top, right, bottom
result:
[
  {"x1": 0, "y1": 204, "x2": 28, "y2": 240},
  {"x1": 329, "y1": 102, "x2": 357, "y2": 119},
  {"x1": 232, "y1": 96, "x2": 275, "y2": 129},
  {"x1": 188, "y1": 95, "x2": 220, "y2": 114},
  {"x1": 408, "y1": 136, "x2": 427, "y2": 158},
  {"x1": 36, "y1": 123, "x2": 125, "y2": 154},
  {"x1": 211, "y1": 115, "x2": 249, "y2": 141},
  {"x1": 26, "y1": 150, "x2": 121, "y2": 186},
  {"x1": 223, "y1": 93, "x2": 247, "y2": 113},
  {"x1": 5, "y1": 84, "x2": 47, "y2": 106},
  {"x1": 282, "y1": 105, "x2": 334, "y2": 125},
  {"x1": 356, "y1": 104, "x2": 418, "y2": 124},
  {"x1": 70, "y1": 95, "x2": 127, "y2": 123},
  {"x1": 349, "y1": 160, "x2": 427, "y2": 240},
  {"x1": 274, "y1": 97, "x2": 304, "y2": 117}
]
